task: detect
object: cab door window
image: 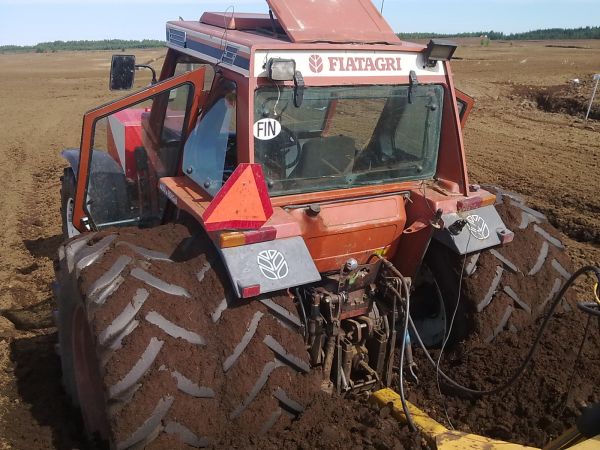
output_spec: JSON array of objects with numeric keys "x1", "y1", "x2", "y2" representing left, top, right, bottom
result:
[
  {"x1": 175, "y1": 60, "x2": 214, "y2": 91},
  {"x1": 86, "y1": 83, "x2": 193, "y2": 228}
]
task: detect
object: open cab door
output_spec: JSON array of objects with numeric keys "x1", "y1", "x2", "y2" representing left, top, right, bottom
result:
[
  {"x1": 456, "y1": 89, "x2": 474, "y2": 129},
  {"x1": 71, "y1": 69, "x2": 206, "y2": 233}
]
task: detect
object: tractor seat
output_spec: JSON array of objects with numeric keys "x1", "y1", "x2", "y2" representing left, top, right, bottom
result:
[{"x1": 289, "y1": 135, "x2": 356, "y2": 180}]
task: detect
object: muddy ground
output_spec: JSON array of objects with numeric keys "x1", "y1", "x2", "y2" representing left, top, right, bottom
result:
[{"x1": 0, "y1": 40, "x2": 598, "y2": 449}]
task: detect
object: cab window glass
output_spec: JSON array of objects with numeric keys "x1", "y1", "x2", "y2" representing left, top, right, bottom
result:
[
  {"x1": 87, "y1": 83, "x2": 193, "y2": 229},
  {"x1": 175, "y1": 60, "x2": 214, "y2": 91},
  {"x1": 182, "y1": 80, "x2": 237, "y2": 196}
]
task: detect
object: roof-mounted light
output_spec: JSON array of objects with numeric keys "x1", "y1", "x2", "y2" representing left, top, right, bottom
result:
[
  {"x1": 424, "y1": 39, "x2": 458, "y2": 67},
  {"x1": 267, "y1": 58, "x2": 296, "y2": 81},
  {"x1": 267, "y1": 58, "x2": 305, "y2": 107}
]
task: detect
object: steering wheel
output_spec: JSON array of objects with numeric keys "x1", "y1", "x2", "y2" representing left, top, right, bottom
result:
[{"x1": 261, "y1": 125, "x2": 302, "y2": 173}]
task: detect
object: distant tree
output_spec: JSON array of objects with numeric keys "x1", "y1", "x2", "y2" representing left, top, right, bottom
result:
[
  {"x1": 0, "y1": 39, "x2": 165, "y2": 54},
  {"x1": 397, "y1": 26, "x2": 600, "y2": 41}
]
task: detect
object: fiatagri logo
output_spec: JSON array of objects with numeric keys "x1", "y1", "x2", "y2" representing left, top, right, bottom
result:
[{"x1": 308, "y1": 54, "x2": 402, "y2": 73}]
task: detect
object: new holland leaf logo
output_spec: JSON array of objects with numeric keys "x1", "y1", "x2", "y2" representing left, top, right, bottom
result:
[
  {"x1": 257, "y1": 250, "x2": 289, "y2": 280},
  {"x1": 466, "y1": 214, "x2": 490, "y2": 240},
  {"x1": 308, "y1": 54, "x2": 323, "y2": 73}
]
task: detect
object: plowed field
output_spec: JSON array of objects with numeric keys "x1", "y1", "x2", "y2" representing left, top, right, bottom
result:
[{"x1": 0, "y1": 40, "x2": 598, "y2": 449}]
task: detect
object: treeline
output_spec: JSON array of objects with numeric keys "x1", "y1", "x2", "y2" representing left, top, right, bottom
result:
[
  {"x1": 398, "y1": 26, "x2": 600, "y2": 41},
  {"x1": 0, "y1": 39, "x2": 164, "y2": 54},
  {"x1": 2, "y1": 26, "x2": 598, "y2": 54}
]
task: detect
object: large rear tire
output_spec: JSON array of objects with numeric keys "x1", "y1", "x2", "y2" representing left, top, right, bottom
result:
[
  {"x1": 426, "y1": 186, "x2": 575, "y2": 344},
  {"x1": 56, "y1": 224, "x2": 319, "y2": 449}
]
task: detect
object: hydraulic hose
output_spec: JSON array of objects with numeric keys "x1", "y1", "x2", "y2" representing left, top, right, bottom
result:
[
  {"x1": 410, "y1": 265, "x2": 600, "y2": 397},
  {"x1": 389, "y1": 280, "x2": 416, "y2": 431}
]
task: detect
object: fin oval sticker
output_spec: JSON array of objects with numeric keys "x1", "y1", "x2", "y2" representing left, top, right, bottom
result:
[{"x1": 253, "y1": 118, "x2": 281, "y2": 141}]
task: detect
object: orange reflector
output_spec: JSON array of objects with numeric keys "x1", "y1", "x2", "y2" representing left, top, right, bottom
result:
[
  {"x1": 202, "y1": 163, "x2": 273, "y2": 231},
  {"x1": 219, "y1": 232, "x2": 246, "y2": 248},
  {"x1": 480, "y1": 193, "x2": 496, "y2": 207},
  {"x1": 219, "y1": 227, "x2": 278, "y2": 249}
]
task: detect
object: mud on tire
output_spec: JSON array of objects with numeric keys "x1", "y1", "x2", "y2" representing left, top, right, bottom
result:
[
  {"x1": 427, "y1": 186, "x2": 575, "y2": 344},
  {"x1": 60, "y1": 167, "x2": 79, "y2": 241},
  {"x1": 56, "y1": 223, "x2": 320, "y2": 449}
]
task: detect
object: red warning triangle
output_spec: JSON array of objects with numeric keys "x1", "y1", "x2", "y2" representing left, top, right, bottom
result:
[{"x1": 202, "y1": 163, "x2": 273, "y2": 231}]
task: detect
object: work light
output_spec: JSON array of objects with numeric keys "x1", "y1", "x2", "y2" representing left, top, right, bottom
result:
[
  {"x1": 267, "y1": 58, "x2": 297, "y2": 81},
  {"x1": 424, "y1": 39, "x2": 458, "y2": 67}
]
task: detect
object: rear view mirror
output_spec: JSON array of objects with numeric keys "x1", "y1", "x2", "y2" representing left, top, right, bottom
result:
[{"x1": 109, "y1": 55, "x2": 136, "y2": 91}]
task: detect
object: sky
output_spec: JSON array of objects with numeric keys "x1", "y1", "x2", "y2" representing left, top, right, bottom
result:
[{"x1": 0, "y1": 0, "x2": 598, "y2": 46}]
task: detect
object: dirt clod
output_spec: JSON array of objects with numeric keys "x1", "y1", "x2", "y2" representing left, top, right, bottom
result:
[{"x1": 212, "y1": 392, "x2": 426, "y2": 450}]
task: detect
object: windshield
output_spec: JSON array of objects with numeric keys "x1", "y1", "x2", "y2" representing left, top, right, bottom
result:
[{"x1": 254, "y1": 84, "x2": 444, "y2": 196}]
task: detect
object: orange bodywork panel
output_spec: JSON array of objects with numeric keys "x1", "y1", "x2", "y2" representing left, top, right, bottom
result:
[
  {"x1": 159, "y1": 175, "x2": 302, "y2": 241},
  {"x1": 161, "y1": 174, "x2": 407, "y2": 273},
  {"x1": 159, "y1": 176, "x2": 212, "y2": 217},
  {"x1": 288, "y1": 195, "x2": 407, "y2": 272}
]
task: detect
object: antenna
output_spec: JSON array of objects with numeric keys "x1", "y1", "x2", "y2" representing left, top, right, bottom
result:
[
  {"x1": 218, "y1": 5, "x2": 235, "y2": 67},
  {"x1": 380, "y1": 0, "x2": 385, "y2": 14}
]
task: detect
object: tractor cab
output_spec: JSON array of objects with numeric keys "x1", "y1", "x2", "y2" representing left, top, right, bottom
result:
[{"x1": 67, "y1": 0, "x2": 502, "y2": 303}]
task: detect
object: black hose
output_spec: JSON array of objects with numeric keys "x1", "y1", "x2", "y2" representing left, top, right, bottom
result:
[
  {"x1": 577, "y1": 302, "x2": 600, "y2": 317},
  {"x1": 410, "y1": 265, "x2": 600, "y2": 397},
  {"x1": 560, "y1": 314, "x2": 592, "y2": 414},
  {"x1": 294, "y1": 288, "x2": 309, "y2": 343}
]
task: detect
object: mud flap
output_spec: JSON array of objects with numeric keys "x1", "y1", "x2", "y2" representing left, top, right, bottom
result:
[
  {"x1": 433, "y1": 205, "x2": 513, "y2": 255},
  {"x1": 219, "y1": 236, "x2": 321, "y2": 298},
  {"x1": 61, "y1": 148, "x2": 81, "y2": 177}
]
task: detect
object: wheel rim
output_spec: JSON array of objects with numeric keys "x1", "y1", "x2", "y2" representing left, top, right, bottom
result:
[
  {"x1": 72, "y1": 305, "x2": 110, "y2": 442},
  {"x1": 66, "y1": 197, "x2": 80, "y2": 238},
  {"x1": 410, "y1": 264, "x2": 447, "y2": 348}
]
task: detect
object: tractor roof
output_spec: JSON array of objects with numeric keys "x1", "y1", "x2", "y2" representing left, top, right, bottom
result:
[
  {"x1": 265, "y1": 0, "x2": 400, "y2": 44},
  {"x1": 166, "y1": 0, "x2": 423, "y2": 76},
  {"x1": 196, "y1": 0, "x2": 401, "y2": 44}
]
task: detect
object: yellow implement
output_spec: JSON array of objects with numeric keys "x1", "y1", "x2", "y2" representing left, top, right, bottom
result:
[
  {"x1": 567, "y1": 435, "x2": 600, "y2": 449},
  {"x1": 371, "y1": 389, "x2": 598, "y2": 450}
]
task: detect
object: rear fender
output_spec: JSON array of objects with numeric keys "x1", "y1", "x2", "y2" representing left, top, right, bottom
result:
[
  {"x1": 61, "y1": 148, "x2": 127, "y2": 179},
  {"x1": 61, "y1": 149, "x2": 81, "y2": 178},
  {"x1": 432, "y1": 205, "x2": 513, "y2": 255}
]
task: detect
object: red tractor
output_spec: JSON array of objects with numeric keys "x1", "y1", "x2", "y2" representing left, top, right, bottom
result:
[{"x1": 55, "y1": 1, "x2": 576, "y2": 448}]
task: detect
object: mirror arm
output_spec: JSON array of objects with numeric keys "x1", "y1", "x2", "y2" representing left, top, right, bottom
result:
[
  {"x1": 408, "y1": 70, "x2": 419, "y2": 104},
  {"x1": 135, "y1": 64, "x2": 158, "y2": 85},
  {"x1": 293, "y1": 71, "x2": 305, "y2": 107}
]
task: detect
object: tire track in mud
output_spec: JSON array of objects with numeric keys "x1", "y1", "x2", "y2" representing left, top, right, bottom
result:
[
  {"x1": 0, "y1": 50, "x2": 165, "y2": 449},
  {"x1": 0, "y1": 57, "x2": 95, "y2": 450}
]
